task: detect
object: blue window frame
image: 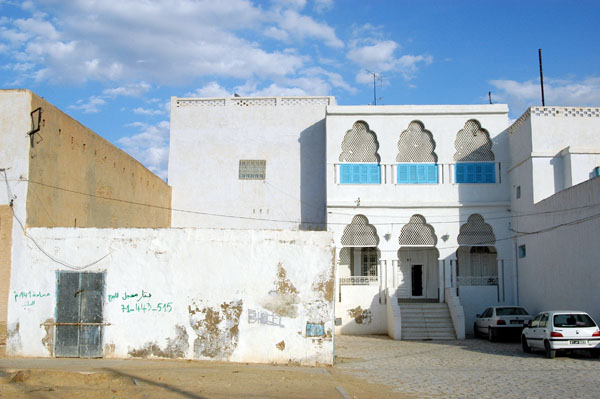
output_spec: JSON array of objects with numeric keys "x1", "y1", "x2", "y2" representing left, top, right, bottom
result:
[
  {"x1": 455, "y1": 162, "x2": 495, "y2": 183},
  {"x1": 340, "y1": 163, "x2": 380, "y2": 184},
  {"x1": 396, "y1": 163, "x2": 438, "y2": 184}
]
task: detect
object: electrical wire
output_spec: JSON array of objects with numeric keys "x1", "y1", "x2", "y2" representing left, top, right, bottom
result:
[
  {"x1": 16, "y1": 178, "x2": 600, "y2": 227},
  {"x1": 3, "y1": 171, "x2": 111, "y2": 270}
]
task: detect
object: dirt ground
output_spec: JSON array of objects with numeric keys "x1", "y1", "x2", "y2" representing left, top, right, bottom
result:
[{"x1": 0, "y1": 357, "x2": 408, "y2": 399}]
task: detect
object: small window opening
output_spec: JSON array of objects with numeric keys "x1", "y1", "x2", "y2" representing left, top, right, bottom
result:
[
  {"x1": 518, "y1": 245, "x2": 526, "y2": 258},
  {"x1": 516, "y1": 185, "x2": 521, "y2": 199}
]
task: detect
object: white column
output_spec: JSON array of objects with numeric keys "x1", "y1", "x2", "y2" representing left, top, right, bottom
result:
[
  {"x1": 450, "y1": 258, "x2": 458, "y2": 296},
  {"x1": 439, "y1": 260, "x2": 445, "y2": 303},
  {"x1": 497, "y1": 259, "x2": 504, "y2": 303}
]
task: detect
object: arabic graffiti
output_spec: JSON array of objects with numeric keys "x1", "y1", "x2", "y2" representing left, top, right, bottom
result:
[
  {"x1": 13, "y1": 290, "x2": 51, "y2": 308},
  {"x1": 107, "y1": 289, "x2": 173, "y2": 314},
  {"x1": 248, "y1": 309, "x2": 284, "y2": 327}
]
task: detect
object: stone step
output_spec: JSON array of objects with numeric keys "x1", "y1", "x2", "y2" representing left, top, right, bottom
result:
[{"x1": 400, "y1": 302, "x2": 456, "y2": 340}]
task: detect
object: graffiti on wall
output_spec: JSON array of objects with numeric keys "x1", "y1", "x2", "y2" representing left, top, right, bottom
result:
[
  {"x1": 13, "y1": 290, "x2": 51, "y2": 307},
  {"x1": 107, "y1": 289, "x2": 173, "y2": 314},
  {"x1": 247, "y1": 309, "x2": 284, "y2": 327}
]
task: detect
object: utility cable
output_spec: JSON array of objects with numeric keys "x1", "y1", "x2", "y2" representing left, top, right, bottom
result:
[{"x1": 3, "y1": 171, "x2": 111, "y2": 270}]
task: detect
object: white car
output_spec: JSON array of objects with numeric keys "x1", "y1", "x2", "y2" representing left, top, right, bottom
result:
[
  {"x1": 521, "y1": 311, "x2": 600, "y2": 359},
  {"x1": 474, "y1": 306, "x2": 532, "y2": 341}
]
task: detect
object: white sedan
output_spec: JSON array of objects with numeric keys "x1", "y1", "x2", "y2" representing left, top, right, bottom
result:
[
  {"x1": 521, "y1": 311, "x2": 600, "y2": 359},
  {"x1": 474, "y1": 306, "x2": 532, "y2": 341}
]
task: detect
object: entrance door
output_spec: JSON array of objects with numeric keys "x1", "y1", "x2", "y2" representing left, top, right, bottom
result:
[
  {"x1": 411, "y1": 265, "x2": 423, "y2": 297},
  {"x1": 55, "y1": 271, "x2": 105, "y2": 358}
]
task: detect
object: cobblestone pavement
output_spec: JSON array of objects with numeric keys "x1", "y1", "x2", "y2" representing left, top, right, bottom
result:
[{"x1": 335, "y1": 335, "x2": 600, "y2": 399}]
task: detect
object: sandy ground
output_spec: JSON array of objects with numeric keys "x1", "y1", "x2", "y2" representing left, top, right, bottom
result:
[{"x1": 0, "y1": 357, "x2": 408, "y2": 399}]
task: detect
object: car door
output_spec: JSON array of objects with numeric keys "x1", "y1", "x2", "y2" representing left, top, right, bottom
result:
[
  {"x1": 524, "y1": 313, "x2": 543, "y2": 349},
  {"x1": 479, "y1": 308, "x2": 492, "y2": 334}
]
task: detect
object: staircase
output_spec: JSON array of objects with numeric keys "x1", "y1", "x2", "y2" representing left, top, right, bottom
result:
[{"x1": 399, "y1": 302, "x2": 456, "y2": 340}]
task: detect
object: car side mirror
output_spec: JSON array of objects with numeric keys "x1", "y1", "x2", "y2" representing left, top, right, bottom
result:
[
  {"x1": 525, "y1": 320, "x2": 532, "y2": 327},
  {"x1": 476, "y1": 314, "x2": 481, "y2": 318}
]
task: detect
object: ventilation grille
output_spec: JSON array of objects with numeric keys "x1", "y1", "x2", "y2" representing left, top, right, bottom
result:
[
  {"x1": 232, "y1": 98, "x2": 276, "y2": 107},
  {"x1": 399, "y1": 215, "x2": 437, "y2": 246},
  {"x1": 281, "y1": 97, "x2": 330, "y2": 106},
  {"x1": 339, "y1": 121, "x2": 380, "y2": 162},
  {"x1": 396, "y1": 121, "x2": 438, "y2": 162},
  {"x1": 457, "y1": 214, "x2": 496, "y2": 245},
  {"x1": 341, "y1": 215, "x2": 379, "y2": 247},
  {"x1": 176, "y1": 99, "x2": 226, "y2": 107},
  {"x1": 454, "y1": 119, "x2": 495, "y2": 161}
]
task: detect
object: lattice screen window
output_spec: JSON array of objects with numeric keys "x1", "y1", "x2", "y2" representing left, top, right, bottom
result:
[
  {"x1": 341, "y1": 215, "x2": 379, "y2": 246},
  {"x1": 339, "y1": 121, "x2": 380, "y2": 162},
  {"x1": 457, "y1": 214, "x2": 496, "y2": 246},
  {"x1": 399, "y1": 215, "x2": 437, "y2": 246},
  {"x1": 397, "y1": 121, "x2": 438, "y2": 162},
  {"x1": 453, "y1": 120, "x2": 495, "y2": 161},
  {"x1": 239, "y1": 160, "x2": 266, "y2": 180},
  {"x1": 361, "y1": 248, "x2": 379, "y2": 276}
]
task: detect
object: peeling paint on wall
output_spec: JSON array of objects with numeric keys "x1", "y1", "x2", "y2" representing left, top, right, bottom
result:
[
  {"x1": 128, "y1": 324, "x2": 189, "y2": 359},
  {"x1": 6, "y1": 322, "x2": 22, "y2": 354},
  {"x1": 41, "y1": 318, "x2": 54, "y2": 356},
  {"x1": 261, "y1": 263, "x2": 300, "y2": 317},
  {"x1": 104, "y1": 343, "x2": 115, "y2": 357},
  {"x1": 312, "y1": 269, "x2": 335, "y2": 303},
  {"x1": 347, "y1": 306, "x2": 372, "y2": 325},
  {"x1": 189, "y1": 299, "x2": 243, "y2": 359},
  {"x1": 276, "y1": 340, "x2": 285, "y2": 351}
]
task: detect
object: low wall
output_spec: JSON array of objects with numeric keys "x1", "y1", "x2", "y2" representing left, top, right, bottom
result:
[
  {"x1": 335, "y1": 285, "x2": 387, "y2": 335},
  {"x1": 7, "y1": 228, "x2": 335, "y2": 365}
]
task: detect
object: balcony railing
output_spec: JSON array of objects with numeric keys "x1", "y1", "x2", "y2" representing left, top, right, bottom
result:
[
  {"x1": 339, "y1": 276, "x2": 379, "y2": 286},
  {"x1": 333, "y1": 162, "x2": 502, "y2": 185},
  {"x1": 456, "y1": 276, "x2": 498, "y2": 286}
]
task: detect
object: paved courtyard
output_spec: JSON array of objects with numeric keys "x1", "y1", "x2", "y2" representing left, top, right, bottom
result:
[{"x1": 335, "y1": 335, "x2": 600, "y2": 399}]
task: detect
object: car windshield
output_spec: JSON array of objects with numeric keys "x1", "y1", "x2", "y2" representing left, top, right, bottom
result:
[
  {"x1": 553, "y1": 314, "x2": 596, "y2": 328},
  {"x1": 495, "y1": 307, "x2": 528, "y2": 316}
]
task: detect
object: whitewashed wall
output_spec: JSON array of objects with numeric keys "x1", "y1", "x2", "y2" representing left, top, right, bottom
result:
[
  {"x1": 514, "y1": 178, "x2": 600, "y2": 323},
  {"x1": 169, "y1": 97, "x2": 333, "y2": 230},
  {"x1": 7, "y1": 228, "x2": 335, "y2": 365}
]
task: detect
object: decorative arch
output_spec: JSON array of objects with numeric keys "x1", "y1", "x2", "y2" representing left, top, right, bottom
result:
[
  {"x1": 399, "y1": 215, "x2": 437, "y2": 246},
  {"x1": 396, "y1": 121, "x2": 438, "y2": 162},
  {"x1": 340, "y1": 215, "x2": 379, "y2": 246},
  {"x1": 457, "y1": 214, "x2": 496, "y2": 246},
  {"x1": 339, "y1": 121, "x2": 380, "y2": 162},
  {"x1": 453, "y1": 119, "x2": 495, "y2": 161}
]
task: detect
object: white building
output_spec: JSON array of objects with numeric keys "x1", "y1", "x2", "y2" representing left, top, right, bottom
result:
[
  {"x1": 507, "y1": 107, "x2": 600, "y2": 323},
  {"x1": 326, "y1": 105, "x2": 513, "y2": 338}
]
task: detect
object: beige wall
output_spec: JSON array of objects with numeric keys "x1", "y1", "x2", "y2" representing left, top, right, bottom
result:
[
  {"x1": 25, "y1": 92, "x2": 171, "y2": 228},
  {"x1": 0, "y1": 206, "x2": 12, "y2": 355}
]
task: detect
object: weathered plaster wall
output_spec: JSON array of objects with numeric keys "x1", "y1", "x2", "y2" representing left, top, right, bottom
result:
[
  {"x1": 7, "y1": 228, "x2": 335, "y2": 365},
  {"x1": 0, "y1": 206, "x2": 13, "y2": 355},
  {"x1": 25, "y1": 91, "x2": 171, "y2": 228}
]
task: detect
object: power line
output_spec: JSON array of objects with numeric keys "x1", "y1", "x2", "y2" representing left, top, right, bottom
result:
[{"x1": 13, "y1": 178, "x2": 600, "y2": 227}]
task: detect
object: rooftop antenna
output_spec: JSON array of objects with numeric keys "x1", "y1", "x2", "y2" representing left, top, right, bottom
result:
[
  {"x1": 488, "y1": 91, "x2": 493, "y2": 104},
  {"x1": 366, "y1": 70, "x2": 383, "y2": 105},
  {"x1": 538, "y1": 49, "x2": 545, "y2": 106}
]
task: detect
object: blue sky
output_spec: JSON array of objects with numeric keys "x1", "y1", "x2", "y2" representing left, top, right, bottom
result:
[{"x1": 1, "y1": 0, "x2": 599, "y2": 179}]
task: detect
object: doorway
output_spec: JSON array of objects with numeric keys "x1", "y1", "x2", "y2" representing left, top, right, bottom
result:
[
  {"x1": 55, "y1": 271, "x2": 105, "y2": 358},
  {"x1": 411, "y1": 265, "x2": 423, "y2": 297}
]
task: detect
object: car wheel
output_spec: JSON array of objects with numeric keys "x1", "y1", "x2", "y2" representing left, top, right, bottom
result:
[
  {"x1": 488, "y1": 328, "x2": 495, "y2": 342},
  {"x1": 544, "y1": 340, "x2": 556, "y2": 359},
  {"x1": 473, "y1": 323, "x2": 479, "y2": 338},
  {"x1": 590, "y1": 349, "x2": 600, "y2": 359},
  {"x1": 521, "y1": 335, "x2": 531, "y2": 353}
]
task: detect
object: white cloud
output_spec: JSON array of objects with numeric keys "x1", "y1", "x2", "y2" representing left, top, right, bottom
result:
[
  {"x1": 68, "y1": 96, "x2": 106, "y2": 113},
  {"x1": 489, "y1": 77, "x2": 600, "y2": 116},
  {"x1": 275, "y1": 10, "x2": 343, "y2": 48},
  {"x1": 103, "y1": 82, "x2": 151, "y2": 97},
  {"x1": 347, "y1": 39, "x2": 432, "y2": 82},
  {"x1": 313, "y1": 0, "x2": 333, "y2": 13},
  {"x1": 118, "y1": 120, "x2": 169, "y2": 180},
  {"x1": 133, "y1": 107, "x2": 164, "y2": 116},
  {"x1": 187, "y1": 82, "x2": 231, "y2": 98}
]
